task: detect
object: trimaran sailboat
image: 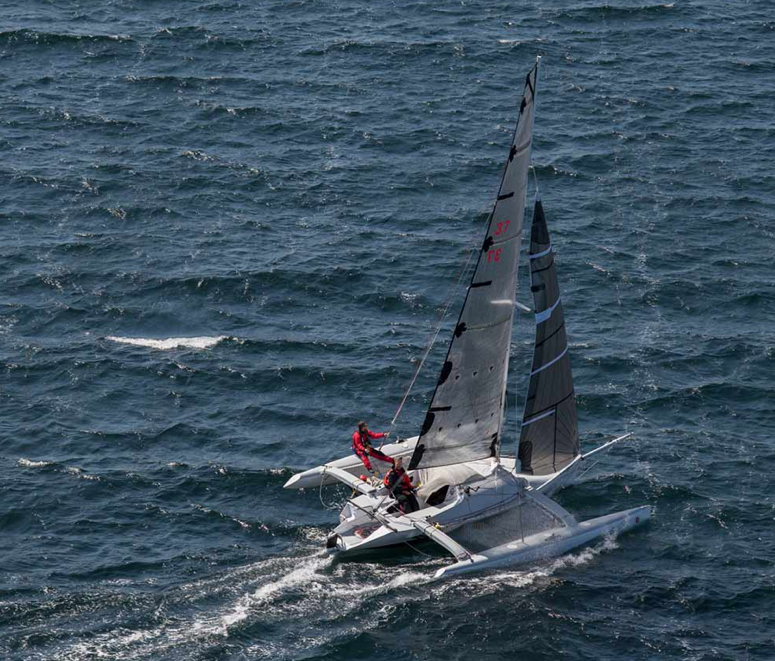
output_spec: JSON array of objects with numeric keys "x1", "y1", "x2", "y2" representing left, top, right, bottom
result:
[{"x1": 284, "y1": 58, "x2": 650, "y2": 578}]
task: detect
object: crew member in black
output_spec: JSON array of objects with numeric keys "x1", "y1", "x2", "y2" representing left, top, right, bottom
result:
[{"x1": 383, "y1": 456, "x2": 420, "y2": 514}]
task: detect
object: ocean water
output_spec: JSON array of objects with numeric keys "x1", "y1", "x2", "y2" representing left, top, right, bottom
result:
[{"x1": 1, "y1": 1, "x2": 774, "y2": 659}]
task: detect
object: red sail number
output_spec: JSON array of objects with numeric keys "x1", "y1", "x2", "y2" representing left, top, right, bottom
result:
[
  {"x1": 494, "y1": 220, "x2": 510, "y2": 236},
  {"x1": 487, "y1": 248, "x2": 502, "y2": 263}
]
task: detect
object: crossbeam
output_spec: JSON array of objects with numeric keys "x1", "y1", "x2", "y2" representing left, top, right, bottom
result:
[
  {"x1": 322, "y1": 465, "x2": 378, "y2": 496},
  {"x1": 411, "y1": 519, "x2": 473, "y2": 562}
]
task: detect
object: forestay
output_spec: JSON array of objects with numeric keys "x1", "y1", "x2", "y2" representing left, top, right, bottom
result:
[
  {"x1": 517, "y1": 200, "x2": 580, "y2": 475},
  {"x1": 409, "y1": 61, "x2": 540, "y2": 470}
]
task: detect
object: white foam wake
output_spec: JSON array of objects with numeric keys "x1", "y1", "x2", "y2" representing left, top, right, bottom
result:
[
  {"x1": 18, "y1": 458, "x2": 54, "y2": 468},
  {"x1": 106, "y1": 335, "x2": 228, "y2": 350},
  {"x1": 54, "y1": 536, "x2": 622, "y2": 661}
]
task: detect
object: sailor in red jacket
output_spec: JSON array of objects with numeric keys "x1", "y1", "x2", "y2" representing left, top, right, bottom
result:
[
  {"x1": 352, "y1": 421, "x2": 394, "y2": 476},
  {"x1": 384, "y1": 457, "x2": 419, "y2": 513}
]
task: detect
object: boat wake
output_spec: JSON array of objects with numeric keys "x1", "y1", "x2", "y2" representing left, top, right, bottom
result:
[
  {"x1": 55, "y1": 549, "x2": 434, "y2": 660},
  {"x1": 52, "y1": 535, "x2": 622, "y2": 661},
  {"x1": 105, "y1": 335, "x2": 229, "y2": 350}
]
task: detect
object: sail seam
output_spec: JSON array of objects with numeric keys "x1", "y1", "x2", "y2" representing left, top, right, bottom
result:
[
  {"x1": 491, "y1": 232, "x2": 523, "y2": 248},
  {"x1": 530, "y1": 346, "x2": 568, "y2": 376},
  {"x1": 535, "y1": 321, "x2": 565, "y2": 348},
  {"x1": 521, "y1": 408, "x2": 556, "y2": 426},
  {"x1": 529, "y1": 244, "x2": 553, "y2": 260},
  {"x1": 535, "y1": 297, "x2": 561, "y2": 324},
  {"x1": 423, "y1": 437, "x2": 499, "y2": 452},
  {"x1": 462, "y1": 315, "x2": 513, "y2": 332},
  {"x1": 531, "y1": 260, "x2": 555, "y2": 275},
  {"x1": 509, "y1": 139, "x2": 532, "y2": 157},
  {"x1": 523, "y1": 390, "x2": 575, "y2": 420}
]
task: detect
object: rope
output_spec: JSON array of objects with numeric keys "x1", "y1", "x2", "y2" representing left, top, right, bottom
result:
[
  {"x1": 575, "y1": 459, "x2": 599, "y2": 483},
  {"x1": 318, "y1": 472, "x2": 344, "y2": 511},
  {"x1": 403, "y1": 537, "x2": 438, "y2": 559},
  {"x1": 384, "y1": 245, "x2": 478, "y2": 443}
]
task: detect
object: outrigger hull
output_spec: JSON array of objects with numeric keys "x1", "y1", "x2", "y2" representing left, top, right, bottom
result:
[
  {"x1": 283, "y1": 438, "x2": 417, "y2": 490},
  {"x1": 282, "y1": 435, "x2": 583, "y2": 495},
  {"x1": 435, "y1": 505, "x2": 652, "y2": 579}
]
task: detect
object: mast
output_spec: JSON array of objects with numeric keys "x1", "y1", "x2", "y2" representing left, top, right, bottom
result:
[
  {"x1": 409, "y1": 59, "x2": 540, "y2": 471},
  {"x1": 517, "y1": 199, "x2": 580, "y2": 475}
]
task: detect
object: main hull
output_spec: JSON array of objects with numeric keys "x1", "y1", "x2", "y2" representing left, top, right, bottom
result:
[{"x1": 327, "y1": 463, "x2": 539, "y2": 557}]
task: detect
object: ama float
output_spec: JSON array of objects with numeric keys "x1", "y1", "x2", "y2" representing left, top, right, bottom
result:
[{"x1": 284, "y1": 57, "x2": 651, "y2": 579}]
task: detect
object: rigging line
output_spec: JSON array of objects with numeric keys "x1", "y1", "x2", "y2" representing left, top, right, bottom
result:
[
  {"x1": 531, "y1": 56, "x2": 543, "y2": 202},
  {"x1": 575, "y1": 459, "x2": 599, "y2": 483},
  {"x1": 385, "y1": 244, "x2": 478, "y2": 439},
  {"x1": 403, "y1": 536, "x2": 438, "y2": 559},
  {"x1": 532, "y1": 165, "x2": 541, "y2": 203},
  {"x1": 318, "y1": 473, "x2": 344, "y2": 511}
]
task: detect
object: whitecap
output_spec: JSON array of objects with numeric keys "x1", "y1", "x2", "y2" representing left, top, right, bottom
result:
[
  {"x1": 18, "y1": 458, "x2": 100, "y2": 481},
  {"x1": 106, "y1": 335, "x2": 228, "y2": 350},
  {"x1": 18, "y1": 458, "x2": 54, "y2": 468}
]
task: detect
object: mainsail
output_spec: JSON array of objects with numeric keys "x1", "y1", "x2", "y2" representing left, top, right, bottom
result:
[
  {"x1": 409, "y1": 61, "x2": 539, "y2": 470},
  {"x1": 517, "y1": 199, "x2": 579, "y2": 475}
]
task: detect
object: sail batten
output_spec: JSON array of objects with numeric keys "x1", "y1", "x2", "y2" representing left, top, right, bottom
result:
[
  {"x1": 409, "y1": 61, "x2": 539, "y2": 471},
  {"x1": 517, "y1": 200, "x2": 580, "y2": 476}
]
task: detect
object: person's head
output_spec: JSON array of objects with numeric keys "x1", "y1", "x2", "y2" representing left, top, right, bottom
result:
[
  {"x1": 358, "y1": 421, "x2": 368, "y2": 432},
  {"x1": 394, "y1": 457, "x2": 403, "y2": 469}
]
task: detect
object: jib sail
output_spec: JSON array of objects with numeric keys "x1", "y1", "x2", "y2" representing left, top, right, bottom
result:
[{"x1": 517, "y1": 200, "x2": 580, "y2": 475}]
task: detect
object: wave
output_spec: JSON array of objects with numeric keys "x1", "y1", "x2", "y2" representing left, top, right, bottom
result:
[
  {"x1": 552, "y1": 3, "x2": 678, "y2": 23},
  {"x1": 0, "y1": 29, "x2": 133, "y2": 45},
  {"x1": 17, "y1": 458, "x2": 55, "y2": 468},
  {"x1": 18, "y1": 458, "x2": 99, "y2": 481},
  {"x1": 105, "y1": 335, "x2": 229, "y2": 350}
]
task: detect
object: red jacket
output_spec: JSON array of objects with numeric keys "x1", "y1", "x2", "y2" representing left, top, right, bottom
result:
[
  {"x1": 352, "y1": 429, "x2": 386, "y2": 452},
  {"x1": 384, "y1": 467, "x2": 413, "y2": 493}
]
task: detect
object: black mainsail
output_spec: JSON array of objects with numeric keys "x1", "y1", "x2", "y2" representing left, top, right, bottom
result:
[
  {"x1": 409, "y1": 61, "x2": 539, "y2": 470},
  {"x1": 517, "y1": 199, "x2": 579, "y2": 475}
]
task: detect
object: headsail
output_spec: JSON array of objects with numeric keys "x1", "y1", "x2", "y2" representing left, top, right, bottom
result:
[
  {"x1": 409, "y1": 60, "x2": 540, "y2": 470},
  {"x1": 517, "y1": 200, "x2": 579, "y2": 475}
]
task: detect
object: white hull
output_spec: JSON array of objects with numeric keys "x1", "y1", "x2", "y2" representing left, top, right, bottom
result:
[
  {"x1": 435, "y1": 505, "x2": 652, "y2": 579},
  {"x1": 326, "y1": 463, "x2": 568, "y2": 556},
  {"x1": 285, "y1": 435, "x2": 632, "y2": 560}
]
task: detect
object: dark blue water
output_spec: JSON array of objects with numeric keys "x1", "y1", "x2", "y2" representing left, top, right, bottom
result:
[{"x1": 2, "y1": 1, "x2": 774, "y2": 659}]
